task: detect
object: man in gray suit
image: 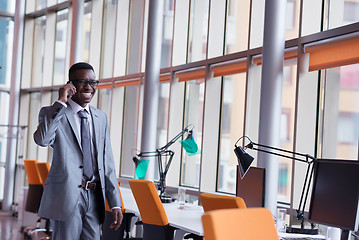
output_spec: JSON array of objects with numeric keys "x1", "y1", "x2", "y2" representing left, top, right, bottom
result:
[{"x1": 34, "y1": 62, "x2": 123, "y2": 239}]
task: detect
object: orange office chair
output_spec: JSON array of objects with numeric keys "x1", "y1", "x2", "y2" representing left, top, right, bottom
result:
[
  {"x1": 200, "y1": 192, "x2": 246, "y2": 212},
  {"x1": 35, "y1": 162, "x2": 50, "y2": 187},
  {"x1": 129, "y1": 179, "x2": 175, "y2": 240},
  {"x1": 102, "y1": 182, "x2": 141, "y2": 240},
  {"x1": 23, "y1": 160, "x2": 49, "y2": 238},
  {"x1": 202, "y1": 208, "x2": 279, "y2": 240}
]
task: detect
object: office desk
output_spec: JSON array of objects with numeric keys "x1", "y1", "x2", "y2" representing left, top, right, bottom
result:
[
  {"x1": 278, "y1": 232, "x2": 326, "y2": 240},
  {"x1": 120, "y1": 187, "x2": 204, "y2": 236}
]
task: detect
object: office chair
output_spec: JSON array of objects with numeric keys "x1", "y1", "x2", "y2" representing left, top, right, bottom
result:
[
  {"x1": 202, "y1": 208, "x2": 279, "y2": 240},
  {"x1": 35, "y1": 162, "x2": 50, "y2": 188},
  {"x1": 23, "y1": 160, "x2": 49, "y2": 239},
  {"x1": 102, "y1": 182, "x2": 141, "y2": 240},
  {"x1": 199, "y1": 192, "x2": 246, "y2": 212},
  {"x1": 129, "y1": 179, "x2": 176, "y2": 240}
]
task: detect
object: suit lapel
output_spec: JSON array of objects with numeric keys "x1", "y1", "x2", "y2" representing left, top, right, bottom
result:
[
  {"x1": 64, "y1": 104, "x2": 82, "y2": 150},
  {"x1": 90, "y1": 106, "x2": 100, "y2": 155}
]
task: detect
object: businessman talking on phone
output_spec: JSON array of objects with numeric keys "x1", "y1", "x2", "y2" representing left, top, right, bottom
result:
[{"x1": 34, "y1": 62, "x2": 122, "y2": 239}]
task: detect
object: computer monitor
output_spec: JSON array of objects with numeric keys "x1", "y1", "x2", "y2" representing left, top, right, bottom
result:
[
  {"x1": 308, "y1": 159, "x2": 359, "y2": 236},
  {"x1": 236, "y1": 166, "x2": 265, "y2": 207}
]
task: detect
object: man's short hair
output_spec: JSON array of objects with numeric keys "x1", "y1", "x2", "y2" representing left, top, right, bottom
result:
[{"x1": 68, "y1": 62, "x2": 94, "y2": 80}]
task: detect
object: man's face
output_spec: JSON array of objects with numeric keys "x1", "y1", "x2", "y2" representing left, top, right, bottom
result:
[{"x1": 70, "y1": 69, "x2": 96, "y2": 107}]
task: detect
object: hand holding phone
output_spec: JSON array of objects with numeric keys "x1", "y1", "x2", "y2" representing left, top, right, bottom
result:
[{"x1": 58, "y1": 82, "x2": 76, "y2": 103}]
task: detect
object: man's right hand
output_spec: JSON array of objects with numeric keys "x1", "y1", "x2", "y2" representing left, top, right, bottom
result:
[{"x1": 58, "y1": 82, "x2": 76, "y2": 103}]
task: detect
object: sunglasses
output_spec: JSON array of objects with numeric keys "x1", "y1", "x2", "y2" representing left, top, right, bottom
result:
[{"x1": 71, "y1": 79, "x2": 99, "y2": 88}]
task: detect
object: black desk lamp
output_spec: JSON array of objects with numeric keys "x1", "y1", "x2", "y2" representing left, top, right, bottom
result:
[
  {"x1": 234, "y1": 136, "x2": 318, "y2": 234},
  {"x1": 133, "y1": 125, "x2": 194, "y2": 203}
]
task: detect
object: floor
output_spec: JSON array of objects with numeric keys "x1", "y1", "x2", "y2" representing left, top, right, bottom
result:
[
  {"x1": 0, "y1": 211, "x2": 24, "y2": 240},
  {"x1": 0, "y1": 211, "x2": 49, "y2": 240}
]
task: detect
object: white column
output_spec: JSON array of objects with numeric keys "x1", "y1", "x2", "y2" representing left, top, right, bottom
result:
[
  {"x1": 257, "y1": 0, "x2": 286, "y2": 214},
  {"x1": 2, "y1": 0, "x2": 25, "y2": 211},
  {"x1": 141, "y1": 0, "x2": 164, "y2": 180},
  {"x1": 70, "y1": 0, "x2": 84, "y2": 65}
]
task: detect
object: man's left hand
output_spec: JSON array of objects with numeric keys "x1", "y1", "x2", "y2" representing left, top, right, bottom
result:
[{"x1": 109, "y1": 208, "x2": 123, "y2": 230}]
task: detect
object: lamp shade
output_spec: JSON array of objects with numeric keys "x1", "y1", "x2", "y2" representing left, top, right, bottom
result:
[
  {"x1": 179, "y1": 131, "x2": 201, "y2": 156},
  {"x1": 234, "y1": 145, "x2": 254, "y2": 179},
  {"x1": 134, "y1": 159, "x2": 149, "y2": 180}
]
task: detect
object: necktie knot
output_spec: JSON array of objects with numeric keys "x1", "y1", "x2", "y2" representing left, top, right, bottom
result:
[{"x1": 78, "y1": 109, "x2": 88, "y2": 119}]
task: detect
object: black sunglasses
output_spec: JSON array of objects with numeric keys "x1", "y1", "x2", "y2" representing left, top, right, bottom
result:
[{"x1": 71, "y1": 79, "x2": 99, "y2": 88}]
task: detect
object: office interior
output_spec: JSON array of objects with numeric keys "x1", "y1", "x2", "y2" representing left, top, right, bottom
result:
[{"x1": 0, "y1": 0, "x2": 358, "y2": 239}]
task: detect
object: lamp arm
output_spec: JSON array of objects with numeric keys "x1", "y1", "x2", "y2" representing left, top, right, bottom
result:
[
  {"x1": 249, "y1": 146, "x2": 310, "y2": 163},
  {"x1": 248, "y1": 142, "x2": 315, "y2": 163},
  {"x1": 157, "y1": 125, "x2": 192, "y2": 152}
]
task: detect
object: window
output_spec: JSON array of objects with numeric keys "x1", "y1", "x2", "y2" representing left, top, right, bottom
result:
[
  {"x1": 188, "y1": 0, "x2": 209, "y2": 62},
  {"x1": 82, "y1": 2, "x2": 92, "y2": 62},
  {"x1": 181, "y1": 79, "x2": 204, "y2": 188},
  {"x1": 0, "y1": 18, "x2": 14, "y2": 87},
  {"x1": 101, "y1": 0, "x2": 117, "y2": 78},
  {"x1": 32, "y1": 16, "x2": 46, "y2": 88},
  {"x1": 321, "y1": 64, "x2": 359, "y2": 159},
  {"x1": 53, "y1": 9, "x2": 68, "y2": 85},
  {"x1": 225, "y1": 0, "x2": 250, "y2": 54},
  {"x1": 161, "y1": 0, "x2": 174, "y2": 68},
  {"x1": 218, "y1": 72, "x2": 246, "y2": 193}
]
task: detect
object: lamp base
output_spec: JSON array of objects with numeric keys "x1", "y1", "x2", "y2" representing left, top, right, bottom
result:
[
  {"x1": 160, "y1": 195, "x2": 173, "y2": 203},
  {"x1": 286, "y1": 226, "x2": 319, "y2": 235}
]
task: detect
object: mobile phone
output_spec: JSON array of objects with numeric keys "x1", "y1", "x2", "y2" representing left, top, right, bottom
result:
[{"x1": 67, "y1": 89, "x2": 73, "y2": 98}]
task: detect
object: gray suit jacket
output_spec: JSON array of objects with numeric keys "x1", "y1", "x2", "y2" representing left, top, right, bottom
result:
[{"x1": 33, "y1": 101, "x2": 121, "y2": 222}]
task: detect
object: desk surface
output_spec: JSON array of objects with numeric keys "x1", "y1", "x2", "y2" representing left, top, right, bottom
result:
[
  {"x1": 120, "y1": 187, "x2": 204, "y2": 236},
  {"x1": 278, "y1": 232, "x2": 326, "y2": 239}
]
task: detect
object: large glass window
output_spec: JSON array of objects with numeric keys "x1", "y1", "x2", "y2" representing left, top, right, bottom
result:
[
  {"x1": 320, "y1": 64, "x2": 359, "y2": 159},
  {"x1": 120, "y1": 85, "x2": 140, "y2": 177},
  {"x1": 157, "y1": 82, "x2": 170, "y2": 148},
  {"x1": 278, "y1": 59, "x2": 297, "y2": 203},
  {"x1": 328, "y1": 0, "x2": 359, "y2": 29},
  {"x1": 181, "y1": 79, "x2": 204, "y2": 188},
  {"x1": 101, "y1": 0, "x2": 117, "y2": 78},
  {"x1": 36, "y1": 0, "x2": 47, "y2": 11},
  {"x1": 0, "y1": 92, "x2": 10, "y2": 200},
  {"x1": 218, "y1": 72, "x2": 247, "y2": 193},
  {"x1": 32, "y1": 16, "x2": 46, "y2": 88},
  {"x1": 0, "y1": 0, "x2": 15, "y2": 13},
  {"x1": 97, "y1": 88, "x2": 112, "y2": 119},
  {"x1": 285, "y1": 0, "x2": 299, "y2": 40},
  {"x1": 225, "y1": 0, "x2": 250, "y2": 54},
  {"x1": 82, "y1": 2, "x2": 92, "y2": 63},
  {"x1": 161, "y1": 0, "x2": 174, "y2": 68},
  {"x1": 301, "y1": 0, "x2": 322, "y2": 36},
  {"x1": 53, "y1": 9, "x2": 68, "y2": 85},
  {"x1": 188, "y1": 0, "x2": 209, "y2": 63},
  {"x1": 0, "y1": 18, "x2": 14, "y2": 88}
]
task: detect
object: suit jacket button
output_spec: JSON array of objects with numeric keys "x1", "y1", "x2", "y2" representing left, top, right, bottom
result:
[
  {"x1": 79, "y1": 165, "x2": 83, "y2": 169},
  {"x1": 78, "y1": 185, "x2": 82, "y2": 188}
]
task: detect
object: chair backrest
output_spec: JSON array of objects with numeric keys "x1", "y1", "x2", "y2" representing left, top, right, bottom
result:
[
  {"x1": 129, "y1": 179, "x2": 169, "y2": 226},
  {"x1": 200, "y1": 192, "x2": 246, "y2": 212},
  {"x1": 202, "y1": 208, "x2": 279, "y2": 240},
  {"x1": 105, "y1": 181, "x2": 125, "y2": 214},
  {"x1": 23, "y1": 159, "x2": 43, "y2": 213},
  {"x1": 35, "y1": 162, "x2": 50, "y2": 187},
  {"x1": 24, "y1": 159, "x2": 42, "y2": 185}
]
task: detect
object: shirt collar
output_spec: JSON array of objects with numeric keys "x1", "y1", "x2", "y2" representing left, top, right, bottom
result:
[{"x1": 68, "y1": 98, "x2": 90, "y2": 115}]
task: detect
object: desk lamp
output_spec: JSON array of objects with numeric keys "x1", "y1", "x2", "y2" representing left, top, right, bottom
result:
[
  {"x1": 133, "y1": 125, "x2": 197, "y2": 203},
  {"x1": 234, "y1": 136, "x2": 318, "y2": 234}
]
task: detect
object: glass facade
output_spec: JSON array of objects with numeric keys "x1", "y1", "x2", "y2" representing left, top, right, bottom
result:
[{"x1": 1, "y1": 0, "x2": 358, "y2": 232}]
